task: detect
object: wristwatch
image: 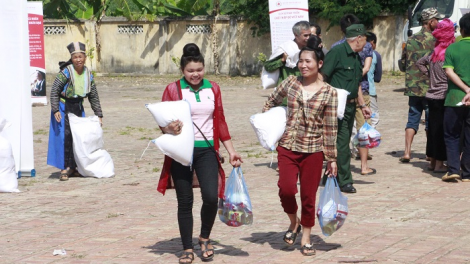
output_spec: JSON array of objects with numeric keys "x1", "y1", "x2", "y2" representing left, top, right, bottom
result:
[{"x1": 359, "y1": 104, "x2": 367, "y2": 109}]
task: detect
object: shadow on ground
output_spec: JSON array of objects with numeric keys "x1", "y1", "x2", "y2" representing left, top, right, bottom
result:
[
  {"x1": 240, "y1": 232, "x2": 341, "y2": 252},
  {"x1": 144, "y1": 237, "x2": 249, "y2": 257}
]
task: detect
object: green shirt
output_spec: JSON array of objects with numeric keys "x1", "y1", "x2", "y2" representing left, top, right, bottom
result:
[
  {"x1": 443, "y1": 37, "x2": 470, "y2": 107},
  {"x1": 322, "y1": 41, "x2": 362, "y2": 100}
]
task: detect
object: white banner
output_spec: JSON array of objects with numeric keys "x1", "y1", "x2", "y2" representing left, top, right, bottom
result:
[
  {"x1": 269, "y1": 0, "x2": 309, "y2": 53},
  {"x1": 0, "y1": 0, "x2": 35, "y2": 177}
]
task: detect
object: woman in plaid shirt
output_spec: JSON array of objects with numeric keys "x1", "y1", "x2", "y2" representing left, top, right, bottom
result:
[{"x1": 263, "y1": 35, "x2": 338, "y2": 256}]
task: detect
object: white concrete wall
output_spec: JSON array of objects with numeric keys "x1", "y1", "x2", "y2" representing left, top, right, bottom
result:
[{"x1": 43, "y1": 15, "x2": 405, "y2": 75}]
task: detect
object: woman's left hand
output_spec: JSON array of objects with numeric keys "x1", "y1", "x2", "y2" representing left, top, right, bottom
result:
[
  {"x1": 326, "y1": 161, "x2": 337, "y2": 177},
  {"x1": 229, "y1": 151, "x2": 243, "y2": 167}
]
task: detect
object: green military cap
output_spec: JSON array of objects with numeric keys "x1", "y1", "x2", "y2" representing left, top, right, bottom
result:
[{"x1": 345, "y1": 24, "x2": 367, "y2": 38}]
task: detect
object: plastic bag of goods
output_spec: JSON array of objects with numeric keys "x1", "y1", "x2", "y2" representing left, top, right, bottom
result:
[
  {"x1": 317, "y1": 177, "x2": 348, "y2": 236},
  {"x1": 353, "y1": 122, "x2": 381, "y2": 149},
  {"x1": 218, "y1": 167, "x2": 253, "y2": 227},
  {"x1": 250, "y1": 106, "x2": 287, "y2": 151},
  {"x1": 0, "y1": 119, "x2": 19, "y2": 192},
  {"x1": 69, "y1": 114, "x2": 115, "y2": 178},
  {"x1": 146, "y1": 100, "x2": 194, "y2": 166}
]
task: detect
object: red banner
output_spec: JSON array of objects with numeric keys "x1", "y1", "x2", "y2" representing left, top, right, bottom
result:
[{"x1": 28, "y1": 14, "x2": 45, "y2": 69}]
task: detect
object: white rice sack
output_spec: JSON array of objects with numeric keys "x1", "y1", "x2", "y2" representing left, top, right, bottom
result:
[
  {"x1": 250, "y1": 106, "x2": 287, "y2": 151},
  {"x1": 335, "y1": 88, "x2": 350, "y2": 120},
  {"x1": 69, "y1": 114, "x2": 115, "y2": 178},
  {"x1": 0, "y1": 120, "x2": 19, "y2": 192},
  {"x1": 261, "y1": 68, "x2": 279, "y2": 89},
  {"x1": 146, "y1": 100, "x2": 194, "y2": 166}
]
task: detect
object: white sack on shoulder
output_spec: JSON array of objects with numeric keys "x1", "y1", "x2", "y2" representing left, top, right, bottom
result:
[
  {"x1": 250, "y1": 106, "x2": 287, "y2": 151},
  {"x1": 0, "y1": 119, "x2": 19, "y2": 192},
  {"x1": 335, "y1": 88, "x2": 350, "y2": 120},
  {"x1": 146, "y1": 100, "x2": 194, "y2": 166},
  {"x1": 261, "y1": 40, "x2": 300, "y2": 89},
  {"x1": 261, "y1": 68, "x2": 280, "y2": 90},
  {"x1": 69, "y1": 114, "x2": 115, "y2": 178}
]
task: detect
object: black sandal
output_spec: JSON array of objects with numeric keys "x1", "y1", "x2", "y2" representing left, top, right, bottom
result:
[
  {"x1": 300, "y1": 243, "x2": 316, "y2": 256},
  {"x1": 283, "y1": 224, "x2": 301, "y2": 246},
  {"x1": 178, "y1": 251, "x2": 194, "y2": 264},
  {"x1": 198, "y1": 239, "x2": 214, "y2": 261}
]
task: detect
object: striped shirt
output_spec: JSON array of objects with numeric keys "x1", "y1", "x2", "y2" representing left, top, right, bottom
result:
[
  {"x1": 50, "y1": 66, "x2": 103, "y2": 117},
  {"x1": 263, "y1": 75, "x2": 338, "y2": 161}
]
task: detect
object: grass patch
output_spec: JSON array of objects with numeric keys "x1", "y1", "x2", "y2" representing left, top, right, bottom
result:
[
  {"x1": 247, "y1": 151, "x2": 265, "y2": 158},
  {"x1": 33, "y1": 129, "x2": 47, "y2": 135},
  {"x1": 107, "y1": 213, "x2": 121, "y2": 218},
  {"x1": 152, "y1": 167, "x2": 160, "y2": 173},
  {"x1": 71, "y1": 253, "x2": 86, "y2": 259}
]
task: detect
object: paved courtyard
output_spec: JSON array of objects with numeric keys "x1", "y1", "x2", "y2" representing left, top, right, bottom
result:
[{"x1": 1, "y1": 73, "x2": 469, "y2": 263}]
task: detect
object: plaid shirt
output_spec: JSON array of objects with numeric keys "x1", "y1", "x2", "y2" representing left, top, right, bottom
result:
[{"x1": 263, "y1": 75, "x2": 338, "y2": 161}]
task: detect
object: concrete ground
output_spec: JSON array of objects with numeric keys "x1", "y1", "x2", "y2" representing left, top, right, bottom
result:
[{"x1": 1, "y1": 73, "x2": 469, "y2": 264}]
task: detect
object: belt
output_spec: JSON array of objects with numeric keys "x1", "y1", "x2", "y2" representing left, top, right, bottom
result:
[{"x1": 347, "y1": 98, "x2": 356, "y2": 104}]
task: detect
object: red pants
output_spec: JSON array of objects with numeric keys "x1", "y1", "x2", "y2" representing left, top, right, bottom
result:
[{"x1": 277, "y1": 146, "x2": 323, "y2": 228}]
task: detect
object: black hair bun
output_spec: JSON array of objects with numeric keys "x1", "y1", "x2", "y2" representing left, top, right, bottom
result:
[
  {"x1": 183, "y1": 43, "x2": 201, "y2": 57},
  {"x1": 307, "y1": 35, "x2": 323, "y2": 51}
]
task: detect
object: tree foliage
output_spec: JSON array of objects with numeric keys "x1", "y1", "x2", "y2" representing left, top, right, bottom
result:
[
  {"x1": 227, "y1": 0, "x2": 418, "y2": 35},
  {"x1": 309, "y1": 0, "x2": 418, "y2": 29},
  {"x1": 31, "y1": 0, "x2": 418, "y2": 31}
]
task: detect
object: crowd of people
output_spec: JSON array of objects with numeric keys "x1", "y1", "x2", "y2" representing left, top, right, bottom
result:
[
  {"x1": 400, "y1": 8, "x2": 470, "y2": 183},
  {"x1": 44, "y1": 8, "x2": 470, "y2": 264}
]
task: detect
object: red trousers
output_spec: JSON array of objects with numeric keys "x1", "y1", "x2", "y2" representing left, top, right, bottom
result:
[{"x1": 277, "y1": 146, "x2": 323, "y2": 228}]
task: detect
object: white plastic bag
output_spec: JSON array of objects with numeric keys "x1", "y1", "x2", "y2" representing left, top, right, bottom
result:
[
  {"x1": 335, "y1": 88, "x2": 350, "y2": 120},
  {"x1": 317, "y1": 177, "x2": 348, "y2": 236},
  {"x1": 250, "y1": 106, "x2": 287, "y2": 151},
  {"x1": 0, "y1": 119, "x2": 19, "y2": 192},
  {"x1": 353, "y1": 123, "x2": 382, "y2": 149},
  {"x1": 218, "y1": 167, "x2": 253, "y2": 227},
  {"x1": 69, "y1": 114, "x2": 115, "y2": 178},
  {"x1": 261, "y1": 68, "x2": 279, "y2": 89},
  {"x1": 146, "y1": 100, "x2": 194, "y2": 166}
]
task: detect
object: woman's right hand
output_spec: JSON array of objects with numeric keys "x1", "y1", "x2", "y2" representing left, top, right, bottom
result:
[
  {"x1": 163, "y1": 120, "x2": 183, "y2": 135},
  {"x1": 54, "y1": 112, "x2": 62, "y2": 123},
  {"x1": 326, "y1": 161, "x2": 337, "y2": 178}
]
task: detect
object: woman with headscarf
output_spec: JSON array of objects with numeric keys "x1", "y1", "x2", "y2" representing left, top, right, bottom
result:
[
  {"x1": 416, "y1": 18, "x2": 455, "y2": 175},
  {"x1": 47, "y1": 42, "x2": 103, "y2": 181}
]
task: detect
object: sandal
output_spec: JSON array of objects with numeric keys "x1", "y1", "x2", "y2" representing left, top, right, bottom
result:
[
  {"x1": 198, "y1": 239, "x2": 214, "y2": 261},
  {"x1": 178, "y1": 251, "x2": 194, "y2": 264},
  {"x1": 70, "y1": 170, "x2": 82, "y2": 177},
  {"x1": 300, "y1": 243, "x2": 316, "y2": 256},
  {"x1": 59, "y1": 172, "x2": 69, "y2": 181},
  {"x1": 283, "y1": 224, "x2": 301, "y2": 246}
]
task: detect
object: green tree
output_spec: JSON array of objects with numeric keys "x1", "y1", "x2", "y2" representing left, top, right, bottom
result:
[{"x1": 226, "y1": 0, "x2": 418, "y2": 35}]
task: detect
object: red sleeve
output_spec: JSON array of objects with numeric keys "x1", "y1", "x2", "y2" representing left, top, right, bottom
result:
[
  {"x1": 161, "y1": 82, "x2": 181, "y2": 102},
  {"x1": 212, "y1": 82, "x2": 231, "y2": 142}
]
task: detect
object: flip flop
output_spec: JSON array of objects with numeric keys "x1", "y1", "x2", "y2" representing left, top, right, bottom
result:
[
  {"x1": 361, "y1": 168, "x2": 377, "y2": 175},
  {"x1": 399, "y1": 157, "x2": 410, "y2": 163}
]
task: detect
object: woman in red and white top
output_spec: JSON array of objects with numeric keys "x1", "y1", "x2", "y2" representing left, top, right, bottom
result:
[
  {"x1": 263, "y1": 35, "x2": 338, "y2": 256},
  {"x1": 157, "y1": 43, "x2": 242, "y2": 264}
]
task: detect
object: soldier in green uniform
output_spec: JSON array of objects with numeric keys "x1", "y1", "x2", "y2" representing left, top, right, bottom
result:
[
  {"x1": 399, "y1": 8, "x2": 443, "y2": 163},
  {"x1": 322, "y1": 24, "x2": 371, "y2": 193}
]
